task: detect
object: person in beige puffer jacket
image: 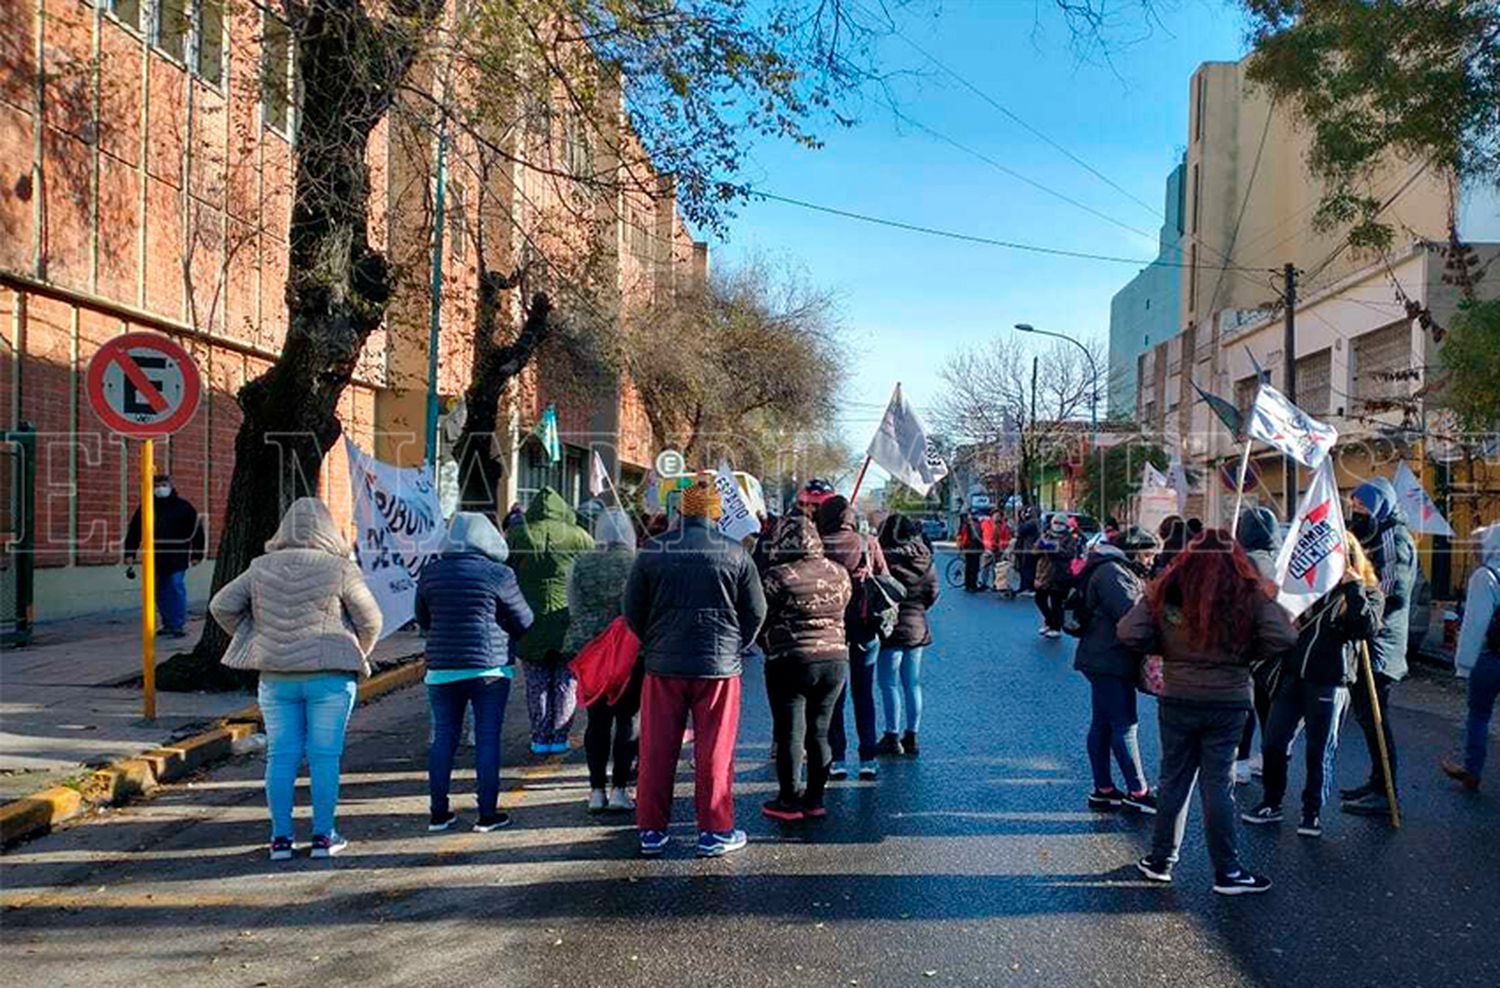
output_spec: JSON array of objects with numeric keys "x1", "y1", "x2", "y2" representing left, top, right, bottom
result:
[{"x1": 210, "y1": 497, "x2": 382, "y2": 861}]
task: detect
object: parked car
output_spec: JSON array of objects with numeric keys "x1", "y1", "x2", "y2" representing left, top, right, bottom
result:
[{"x1": 920, "y1": 518, "x2": 949, "y2": 542}]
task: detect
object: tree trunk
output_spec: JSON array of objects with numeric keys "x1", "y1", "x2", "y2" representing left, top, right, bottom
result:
[{"x1": 159, "y1": 1, "x2": 433, "y2": 691}]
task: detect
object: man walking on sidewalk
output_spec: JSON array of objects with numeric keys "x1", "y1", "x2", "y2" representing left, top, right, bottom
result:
[
  {"x1": 125, "y1": 473, "x2": 205, "y2": 638},
  {"x1": 626, "y1": 478, "x2": 767, "y2": 858}
]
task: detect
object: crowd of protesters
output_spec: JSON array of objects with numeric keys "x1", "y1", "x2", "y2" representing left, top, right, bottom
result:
[{"x1": 208, "y1": 468, "x2": 1497, "y2": 895}]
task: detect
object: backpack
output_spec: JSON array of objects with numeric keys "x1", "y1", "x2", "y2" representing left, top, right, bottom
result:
[{"x1": 858, "y1": 541, "x2": 907, "y2": 641}]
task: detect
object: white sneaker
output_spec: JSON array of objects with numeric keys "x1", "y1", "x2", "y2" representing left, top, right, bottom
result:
[
  {"x1": 607, "y1": 787, "x2": 635, "y2": 812},
  {"x1": 588, "y1": 789, "x2": 608, "y2": 813},
  {"x1": 1234, "y1": 760, "x2": 1252, "y2": 785},
  {"x1": 1248, "y1": 753, "x2": 1264, "y2": 778},
  {"x1": 1038, "y1": 626, "x2": 1051, "y2": 636},
  {"x1": 1043, "y1": 629, "x2": 1062, "y2": 639}
]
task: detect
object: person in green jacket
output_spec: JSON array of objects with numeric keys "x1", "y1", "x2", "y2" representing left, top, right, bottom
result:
[{"x1": 509, "y1": 487, "x2": 595, "y2": 753}]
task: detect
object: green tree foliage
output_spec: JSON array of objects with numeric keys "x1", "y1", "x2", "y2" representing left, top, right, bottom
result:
[
  {"x1": 1439, "y1": 298, "x2": 1500, "y2": 432},
  {"x1": 1077, "y1": 440, "x2": 1168, "y2": 522},
  {"x1": 1243, "y1": 0, "x2": 1500, "y2": 250}
]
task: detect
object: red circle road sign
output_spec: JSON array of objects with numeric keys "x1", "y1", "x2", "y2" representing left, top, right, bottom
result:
[{"x1": 85, "y1": 332, "x2": 202, "y2": 437}]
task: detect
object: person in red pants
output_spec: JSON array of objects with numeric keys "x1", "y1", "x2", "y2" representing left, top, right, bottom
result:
[{"x1": 625, "y1": 477, "x2": 768, "y2": 858}]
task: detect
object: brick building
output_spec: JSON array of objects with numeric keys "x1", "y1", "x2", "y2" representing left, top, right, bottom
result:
[{"x1": 0, "y1": 1, "x2": 704, "y2": 621}]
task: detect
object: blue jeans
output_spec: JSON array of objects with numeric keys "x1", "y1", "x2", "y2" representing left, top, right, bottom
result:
[
  {"x1": 877, "y1": 645, "x2": 925, "y2": 735},
  {"x1": 1261, "y1": 680, "x2": 1348, "y2": 816},
  {"x1": 259, "y1": 674, "x2": 358, "y2": 840},
  {"x1": 1084, "y1": 671, "x2": 1144, "y2": 793},
  {"x1": 831, "y1": 637, "x2": 881, "y2": 762},
  {"x1": 428, "y1": 676, "x2": 511, "y2": 817},
  {"x1": 157, "y1": 569, "x2": 188, "y2": 632},
  {"x1": 1464, "y1": 651, "x2": 1500, "y2": 778}
]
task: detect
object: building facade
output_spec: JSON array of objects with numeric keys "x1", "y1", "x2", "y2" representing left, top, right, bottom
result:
[{"x1": 1107, "y1": 156, "x2": 1184, "y2": 418}]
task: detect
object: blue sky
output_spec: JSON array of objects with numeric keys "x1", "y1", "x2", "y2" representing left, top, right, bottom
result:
[{"x1": 718, "y1": 0, "x2": 1251, "y2": 462}]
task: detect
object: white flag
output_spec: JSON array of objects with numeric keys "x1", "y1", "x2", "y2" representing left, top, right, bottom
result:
[
  {"x1": 1273, "y1": 458, "x2": 1348, "y2": 618},
  {"x1": 867, "y1": 384, "x2": 948, "y2": 495},
  {"x1": 1142, "y1": 462, "x2": 1170, "y2": 490},
  {"x1": 713, "y1": 463, "x2": 761, "y2": 542},
  {"x1": 588, "y1": 449, "x2": 610, "y2": 497},
  {"x1": 1393, "y1": 461, "x2": 1455, "y2": 537},
  {"x1": 345, "y1": 439, "x2": 446, "y2": 638},
  {"x1": 1168, "y1": 450, "x2": 1189, "y2": 515},
  {"x1": 1248, "y1": 383, "x2": 1338, "y2": 469}
]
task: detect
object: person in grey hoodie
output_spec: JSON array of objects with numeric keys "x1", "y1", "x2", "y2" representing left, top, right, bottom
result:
[
  {"x1": 1342, "y1": 477, "x2": 1417, "y2": 817},
  {"x1": 1441, "y1": 524, "x2": 1500, "y2": 791},
  {"x1": 1233, "y1": 506, "x2": 1284, "y2": 784}
]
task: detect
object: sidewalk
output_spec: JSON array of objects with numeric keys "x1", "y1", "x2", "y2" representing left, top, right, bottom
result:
[{"x1": 0, "y1": 608, "x2": 423, "y2": 800}]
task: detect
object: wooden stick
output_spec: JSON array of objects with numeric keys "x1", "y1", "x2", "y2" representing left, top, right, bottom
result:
[
  {"x1": 849, "y1": 454, "x2": 873, "y2": 502},
  {"x1": 1230, "y1": 437, "x2": 1253, "y2": 537},
  {"x1": 1359, "y1": 640, "x2": 1403, "y2": 828}
]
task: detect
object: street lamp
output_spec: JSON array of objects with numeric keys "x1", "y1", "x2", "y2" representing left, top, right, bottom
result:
[{"x1": 1015, "y1": 323, "x2": 1103, "y2": 522}]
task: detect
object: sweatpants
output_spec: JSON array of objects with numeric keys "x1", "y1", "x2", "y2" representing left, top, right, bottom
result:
[
  {"x1": 636, "y1": 673, "x2": 742, "y2": 834},
  {"x1": 1150, "y1": 699, "x2": 1249, "y2": 876},
  {"x1": 766, "y1": 658, "x2": 847, "y2": 809},
  {"x1": 1261, "y1": 680, "x2": 1347, "y2": 818}
]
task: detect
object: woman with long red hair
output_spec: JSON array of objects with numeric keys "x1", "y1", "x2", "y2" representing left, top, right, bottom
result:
[{"x1": 1117, "y1": 528, "x2": 1296, "y2": 896}]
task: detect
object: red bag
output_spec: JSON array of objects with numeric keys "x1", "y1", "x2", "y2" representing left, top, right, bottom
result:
[{"x1": 569, "y1": 616, "x2": 640, "y2": 708}]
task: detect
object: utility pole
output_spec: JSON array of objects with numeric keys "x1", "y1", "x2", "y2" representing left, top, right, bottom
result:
[
  {"x1": 1029, "y1": 355, "x2": 1039, "y2": 507},
  {"x1": 1282, "y1": 262, "x2": 1298, "y2": 511}
]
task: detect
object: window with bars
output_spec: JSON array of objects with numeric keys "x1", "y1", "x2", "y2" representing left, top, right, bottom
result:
[
  {"x1": 1352, "y1": 322, "x2": 1414, "y2": 406},
  {"x1": 1295, "y1": 348, "x2": 1332, "y2": 416}
]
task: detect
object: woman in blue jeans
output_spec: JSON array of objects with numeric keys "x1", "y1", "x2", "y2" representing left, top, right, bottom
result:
[
  {"x1": 1443, "y1": 524, "x2": 1500, "y2": 790},
  {"x1": 875, "y1": 514, "x2": 939, "y2": 756},
  {"x1": 416, "y1": 512, "x2": 534, "y2": 832},
  {"x1": 211, "y1": 498, "x2": 383, "y2": 860},
  {"x1": 1070, "y1": 528, "x2": 1159, "y2": 813}
]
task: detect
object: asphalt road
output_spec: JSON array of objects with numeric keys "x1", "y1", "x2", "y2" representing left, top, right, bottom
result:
[{"x1": 4, "y1": 559, "x2": 1500, "y2": 987}]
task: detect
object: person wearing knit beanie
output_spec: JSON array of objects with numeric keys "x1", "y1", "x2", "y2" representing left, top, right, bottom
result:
[{"x1": 680, "y1": 479, "x2": 722, "y2": 520}]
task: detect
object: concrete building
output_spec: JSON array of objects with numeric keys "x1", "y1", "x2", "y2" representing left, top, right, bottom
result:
[
  {"x1": 1107, "y1": 156, "x2": 1184, "y2": 417},
  {"x1": 0, "y1": 3, "x2": 704, "y2": 621}
]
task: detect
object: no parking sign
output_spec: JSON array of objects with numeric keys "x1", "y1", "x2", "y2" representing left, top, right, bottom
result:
[{"x1": 85, "y1": 332, "x2": 202, "y2": 437}]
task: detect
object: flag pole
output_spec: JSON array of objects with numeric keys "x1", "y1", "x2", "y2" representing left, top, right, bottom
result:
[
  {"x1": 849, "y1": 454, "x2": 874, "y2": 502},
  {"x1": 1230, "y1": 437, "x2": 1253, "y2": 538},
  {"x1": 1359, "y1": 640, "x2": 1403, "y2": 828}
]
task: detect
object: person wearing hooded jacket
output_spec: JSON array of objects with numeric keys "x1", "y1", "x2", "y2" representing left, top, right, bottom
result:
[
  {"x1": 1233, "y1": 506, "x2": 1284, "y2": 784},
  {"x1": 210, "y1": 498, "x2": 383, "y2": 861},
  {"x1": 875, "y1": 513, "x2": 939, "y2": 757},
  {"x1": 508, "y1": 487, "x2": 596, "y2": 754},
  {"x1": 1242, "y1": 532, "x2": 1382, "y2": 837},
  {"x1": 759, "y1": 515, "x2": 852, "y2": 822},
  {"x1": 816, "y1": 495, "x2": 889, "y2": 779},
  {"x1": 1341, "y1": 477, "x2": 1417, "y2": 817},
  {"x1": 564, "y1": 507, "x2": 641, "y2": 814},
  {"x1": 1441, "y1": 524, "x2": 1500, "y2": 791},
  {"x1": 416, "y1": 512, "x2": 534, "y2": 833},
  {"x1": 1034, "y1": 515, "x2": 1081, "y2": 638},
  {"x1": 1072, "y1": 528, "x2": 1160, "y2": 814}
]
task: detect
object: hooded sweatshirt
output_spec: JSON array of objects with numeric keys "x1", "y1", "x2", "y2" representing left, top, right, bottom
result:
[
  {"x1": 815, "y1": 495, "x2": 888, "y2": 641},
  {"x1": 761, "y1": 516, "x2": 852, "y2": 663},
  {"x1": 210, "y1": 497, "x2": 382, "y2": 676},
  {"x1": 562, "y1": 508, "x2": 638, "y2": 654},
  {"x1": 1456, "y1": 524, "x2": 1500, "y2": 678},
  {"x1": 415, "y1": 512, "x2": 533, "y2": 674},
  {"x1": 1351, "y1": 477, "x2": 1418, "y2": 680},
  {"x1": 508, "y1": 487, "x2": 595, "y2": 663},
  {"x1": 1235, "y1": 506, "x2": 1282, "y2": 585},
  {"x1": 878, "y1": 514, "x2": 940, "y2": 648},
  {"x1": 1071, "y1": 542, "x2": 1149, "y2": 680}
]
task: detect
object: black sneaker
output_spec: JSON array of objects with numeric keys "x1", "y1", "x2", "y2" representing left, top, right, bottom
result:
[
  {"x1": 1121, "y1": 790, "x2": 1158, "y2": 815},
  {"x1": 1241, "y1": 803, "x2": 1284, "y2": 826},
  {"x1": 1339, "y1": 782, "x2": 1375, "y2": 801},
  {"x1": 1213, "y1": 869, "x2": 1272, "y2": 896},
  {"x1": 876, "y1": 733, "x2": 902, "y2": 756},
  {"x1": 428, "y1": 810, "x2": 459, "y2": 832},
  {"x1": 1297, "y1": 813, "x2": 1322, "y2": 838},
  {"x1": 828, "y1": 761, "x2": 848, "y2": 780},
  {"x1": 1136, "y1": 856, "x2": 1172, "y2": 883},
  {"x1": 473, "y1": 813, "x2": 512, "y2": 833},
  {"x1": 901, "y1": 732, "x2": 920, "y2": 757},
  {"x1": 1088, "y1": 787, "x2": 1125, "y2": 810}
]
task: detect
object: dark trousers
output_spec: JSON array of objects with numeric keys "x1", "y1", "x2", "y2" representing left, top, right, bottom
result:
[
  {"x1": 766, "y1": 658, "x2": 848, "y2": 808},
  {"x1": 1464, "y1": 651, "x2": 1500, "y2": 778},
  {"x1": 428, "y1": 676, "x2": 510, "y2": 818},
  {"x1": 585, "y1": 664, "x2": 644, "y2": 790},
  {"x1": 1150, "y1": 700, "x2": 1248, "y2": 876},
  {"x1": 963, "y1": 551, "x2": 982, "y2": 591},
  {"x1": 1084, "y1": 671, "x2": 1145, "y2": 794},
  {"x1": 1018, "y1": 553, "x2": 1037, "y2": 593},
  {"x1": 1349, "y1": 671, "x2": 1399, "y2": 791},
  {"x1": 1236, "y1": 677, "x2": 1274, "y2": 760},
  {"x1": 1036, "y1": 588, "x2": 1067, "y2": 631},
  {"x1": 1261, "y1": 680, "x2": 1348, "y2": 817},
  {"x1": 830, "y1": 637, "x2": 881, "y2": 763}
]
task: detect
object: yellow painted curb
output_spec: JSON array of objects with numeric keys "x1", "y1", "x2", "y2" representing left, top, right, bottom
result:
[{"x1": 2, "y1": 656, "x2": 425, "y2": 847}]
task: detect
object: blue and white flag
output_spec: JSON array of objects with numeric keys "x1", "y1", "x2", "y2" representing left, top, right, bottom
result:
[
  {"x1": 1248, "y1": 383, "x2": 1338, "y2": 469},
  {"x1": 534, "y1": 404, "x2": 562, "y2": 465}
]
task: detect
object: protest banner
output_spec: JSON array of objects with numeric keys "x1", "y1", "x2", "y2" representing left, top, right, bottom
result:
[
  {"x1": 714, "y1": 463, "x2": 762, "y2": 542},
  {"x1": 346, "y1": 439, "x2": 445, "y2": 638},
  {"x1": 1273, "y1": 458, "x2": 1347, "y2": 618}
]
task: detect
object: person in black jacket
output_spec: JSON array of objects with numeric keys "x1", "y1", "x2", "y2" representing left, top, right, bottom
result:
[
  {"x1": 875, "y1": 513, "x2": 939, "y2": 757},
  {"x1": 1013, "y1": 507, "x2": 1040, "y2": 594},
  {"x1": 124, "y1": 474, "x2": 206, "y2": 637},
  {"x1": 759, "y1": 516, "x2": 852, "y2": 822},
  {"x1": 624, "y1": 479, "x2": 767, "y2": 858},
  {"x1": 1234, "y1": 506, "x2": 1284, "y2": 785},
  {"x1": 1244, "y1": 533, "x2": 1382, "y2": 837},
  {"x1": 1072, "y1": 528, "x2": 1159, "y2": 812}
]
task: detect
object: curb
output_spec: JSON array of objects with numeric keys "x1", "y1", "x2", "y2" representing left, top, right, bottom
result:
[{"x1": 0, "y1": 657, "x2": 425, "y2": 848}]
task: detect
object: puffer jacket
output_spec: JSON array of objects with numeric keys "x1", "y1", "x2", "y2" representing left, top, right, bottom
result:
[
  {"x1": 415, "y1": 512, "x2": 533, "y2": 671},
  {"x1": 1235, "y1": 506, "x2": 1282, "y2": 585},
  {"x1": 815, "y1": 496, "x2": 887, "y2": 641},
  {"x1": 211, "y1": 498, "x2": 382, "y2": 676},
  {"x1": 563, "y1": 546, "x2": 636, "y2": 655},
  {"x1": 1116, "y1": 591, "x2": 1296, "y2": 706},
  {"x1": 624, "y1": 517, "x2": 767, "y2": 678},
  {"x1": 1072, "y1": 543, "x2": 1149, "y2": 680},
  {"x1": 508, "y1": 487, "x2": 595, "y2": 664},
  {"x1": 1285, "y1": 580, "x2": 1383, "y2": 686},
  {"x1": 878, "y1": 515, "x2": 939, "y2": 648},
  {"x1": 1351, "y1": 478, "x2": 1417, "y2": 681},
  {"x1": 1035, "y1": 528, "x2": 1081, "y2": 590},
  {"x1": 1456, "y1": 524, "x2": 1500, "y2": 677},
  {"x1": 761, "y1": 517, "x2": 851, "y2": 663}
]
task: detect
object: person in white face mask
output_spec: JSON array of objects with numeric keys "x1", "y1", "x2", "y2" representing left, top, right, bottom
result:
[{"x1": 124, "y1": 473, "x2": 205, "y2": 637}]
